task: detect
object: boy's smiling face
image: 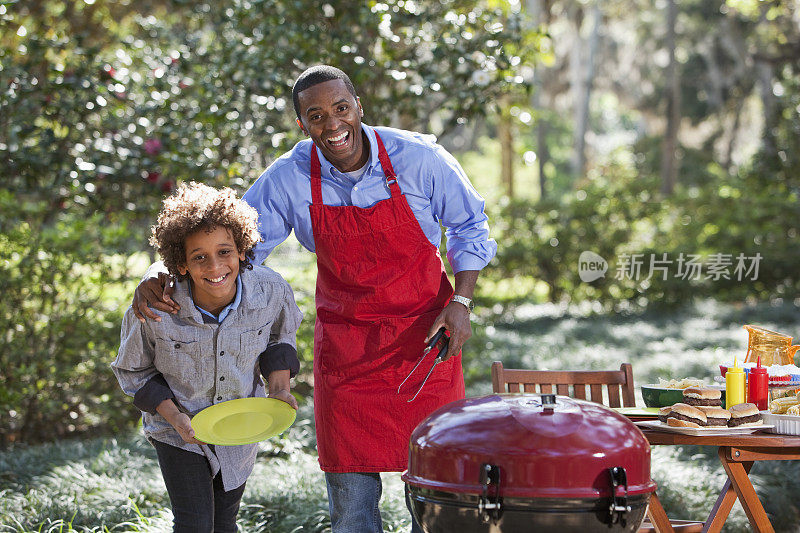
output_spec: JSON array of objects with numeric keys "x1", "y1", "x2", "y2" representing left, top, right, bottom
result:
[{"x1": 178, "y1": 226, "x2": 244, "y2": 315}]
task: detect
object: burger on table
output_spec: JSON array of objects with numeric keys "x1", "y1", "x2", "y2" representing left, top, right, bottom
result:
[{"x1": 658, "y1": 387, "x2": 763, "y2": 428}]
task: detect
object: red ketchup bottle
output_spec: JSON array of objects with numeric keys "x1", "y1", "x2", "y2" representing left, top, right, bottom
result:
[{"x1": 748, "y1": 356, "x2": 769, "y2": 411}]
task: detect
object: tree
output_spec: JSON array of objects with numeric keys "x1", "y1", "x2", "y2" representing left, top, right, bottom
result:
[
  {"x1": 0, "y1": 0, "x2": 542, "y2": 443},
  {"x1": 660, "y1": 0, "x2": 679, "y2": 195},
  {"x1": 498, "y1": 95, "x2": 515, "y2": 196},
  {"x1": 525, "y1": 0, "x2": 553, "y2": 198},
  {"x1": 570, "y1": 0, "x2": 601, "y2": 179},
  {"x1": 0, "y1": 0, "x2": 185, "y2": 444}
]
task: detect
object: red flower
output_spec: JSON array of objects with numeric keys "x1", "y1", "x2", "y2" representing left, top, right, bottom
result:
[
  {"x1": 146, "y1": 171, "x2": 160, "y2": 183},
  {"x1": 161, "y1": 180, "x2": 174, "y2": 193},
  {"x1": 100, "y1": 65, "x2": 116, "y2": 80},
  {"x1": 144, "y1": 138, "x2": 163, "y2": 155}
]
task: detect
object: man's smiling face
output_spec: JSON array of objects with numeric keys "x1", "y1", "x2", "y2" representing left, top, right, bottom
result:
[{"x1": 297, "y1": 78, "x2": 368, "y2": 173}]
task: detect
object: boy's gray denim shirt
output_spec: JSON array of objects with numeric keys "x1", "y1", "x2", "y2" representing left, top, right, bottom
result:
[{"x1": 112, "y1": 265, "x2": 303, "y2": 490}]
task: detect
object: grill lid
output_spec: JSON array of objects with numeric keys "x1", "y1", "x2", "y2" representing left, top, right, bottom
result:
[{"x1": 403, "y1": 394, "x2": 656, "y2": 500}]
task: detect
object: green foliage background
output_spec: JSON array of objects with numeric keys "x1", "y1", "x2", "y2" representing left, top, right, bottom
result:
[
  {"x1": 2, "y1": 0, "x2": 799, "y2": 450},
  {"x1": 2, "y1": 1, "x2": 800, "y2": 531},
  {"x1": 490, "y1": 145, "x2": 800, "y2": 308},
  {"x1": 0, "y1": 0, "x2": 535, "y2": 445}
]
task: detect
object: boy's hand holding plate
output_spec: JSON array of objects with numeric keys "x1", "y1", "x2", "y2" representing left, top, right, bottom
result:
[{"x1": 190, "y1": 397, "x2": 297, "y2": 446}]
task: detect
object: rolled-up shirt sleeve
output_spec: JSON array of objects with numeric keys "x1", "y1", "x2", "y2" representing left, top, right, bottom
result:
[
  {"x1": 258, "y1": 282, "x2": 303, "y2": 378},
  {"x1": 111, "y1": 308, "x2": 171, "y2": 414},
  {"x1": 428, "y1": 144, "x2": 498, "y2": 273},
  {"x1": 259, "y1": 343, "x2": 300, "y2": 378},
  {"x1": 133, "y1": 374, "x2": 174, "y2": 414}
]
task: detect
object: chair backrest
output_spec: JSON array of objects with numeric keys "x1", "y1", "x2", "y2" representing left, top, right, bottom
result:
[{"x1": 491, "y1": 361, "x2": 636, "y2": 408}]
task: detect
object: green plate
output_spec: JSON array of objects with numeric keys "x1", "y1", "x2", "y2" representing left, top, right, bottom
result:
[
  {"x1": 613, "y1": 407, "x2": 661, "y2": 418},
  {"x1": 191, "y1": 397, "x2": 296, "y2": 445}
]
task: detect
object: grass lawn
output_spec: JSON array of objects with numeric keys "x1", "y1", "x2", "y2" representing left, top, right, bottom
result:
[{"x1": 3, "y1": 298, "x2": 800, "y2": 532}]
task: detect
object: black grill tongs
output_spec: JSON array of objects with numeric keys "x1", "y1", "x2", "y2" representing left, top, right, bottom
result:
[{"x1": 398, "y1": 327, "x2": 450, "y2": 402}]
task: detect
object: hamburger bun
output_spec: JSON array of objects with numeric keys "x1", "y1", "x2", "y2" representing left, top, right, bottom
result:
[
  {"x1": 658, "y1": 406, "x2": 673, "y2": 424},
  {"x1": 697, "y1": 406, "x2": 729, "y2": 416},
  {"x1": 729, "y1": 403, "x2": 759, "y2": 417},
  {"x1": 682, "y1": 387, "x2": 723, "y2": 407},
  {"x1": 697, "y1": 406, "x2": 731, "y2": 426},
  {"x1": 728, "y1": 403, "x2": 763, "y2": 427},
  {"x1": 666, "y1": 403, "x2": 707, "y2": 427},
  {"x1": 667, "y1": 417, "x2": 703, "y2": 428}
]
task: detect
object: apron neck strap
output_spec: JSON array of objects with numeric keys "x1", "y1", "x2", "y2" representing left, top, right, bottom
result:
[
  {"x1": 373, "y1": 132, "x2": 401, "y2": 197},
  {"x1": 309, "y1": 130, "x2": 401, "y2": 206},
  {"x1": 310, "y1": 144, "x2": 324, "y2": 205}
]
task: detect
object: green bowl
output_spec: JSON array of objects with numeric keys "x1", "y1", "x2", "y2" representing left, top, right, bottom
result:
[
  {"x1": 641, "y1": 385, "x2": 685, "y2": 408},
  {"x1": 641, "y1": 384, "x2": 726, "y2": 408}
]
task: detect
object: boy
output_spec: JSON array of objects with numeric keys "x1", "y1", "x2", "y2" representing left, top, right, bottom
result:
[{"x1": 112, "y1": 182, "x2": 302, "y2": 532}]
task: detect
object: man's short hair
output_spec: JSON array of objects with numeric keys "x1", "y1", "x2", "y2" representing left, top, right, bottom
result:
[{"x1": 292, "y1": 65, "x2": 357, "y2": 119}]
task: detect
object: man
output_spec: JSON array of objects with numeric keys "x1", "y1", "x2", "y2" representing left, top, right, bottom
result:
[{"x1": 133, "y1": 65, "x2": 497, "y2": 532}]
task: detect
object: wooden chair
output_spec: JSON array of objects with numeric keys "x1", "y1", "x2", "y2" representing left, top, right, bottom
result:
[{"x1": 491, "y1": 361, "x2": 636, "y2": 407}]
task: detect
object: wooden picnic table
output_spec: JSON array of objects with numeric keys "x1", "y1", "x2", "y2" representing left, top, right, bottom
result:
[{"x1": 639, "y1": 427, "x2": 800, "y2": 533}]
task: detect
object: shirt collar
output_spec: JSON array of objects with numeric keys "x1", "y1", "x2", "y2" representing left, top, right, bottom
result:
[{"x1": 314, "y1": 123, "x2": 381, "y2": 180}]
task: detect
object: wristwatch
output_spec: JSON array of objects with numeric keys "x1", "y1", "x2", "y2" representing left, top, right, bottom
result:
[{"x1": 451, "y1": 295, "x2": 474, "y2": 312}]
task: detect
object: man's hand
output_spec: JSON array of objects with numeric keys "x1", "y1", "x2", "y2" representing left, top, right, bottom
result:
[
  {"x1": 132, "y1": 271, "x2": 179, "y2": 322},
  {"x1": 425, "y1": 302, "x2": 471, "y2": 361},
  {"x1": 425, "y1": 270, "x2": 479, "y2": 361},
  {"x1": 156, "y1": 399, "x2": 203, "y2": 444}
]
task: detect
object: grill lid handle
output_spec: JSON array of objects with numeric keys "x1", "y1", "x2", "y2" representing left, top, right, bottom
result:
[
  {"x1": 608, "y1": 466, "x2": 631, "y2": 526},
  {"x1": 478, "y1": 463, "x2": 502, "y2": 524},
  {"x1": 540, "y1": 393, "x2": 557, "y2": 413}
]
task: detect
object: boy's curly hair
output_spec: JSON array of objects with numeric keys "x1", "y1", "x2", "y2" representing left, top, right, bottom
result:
[{"x1": 149, "y1": 182, "x2": 261, "y2": 280}]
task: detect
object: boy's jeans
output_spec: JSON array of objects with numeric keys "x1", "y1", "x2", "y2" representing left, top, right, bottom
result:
[
  {"x1": 324, "y1": 472, "x2": 423, "y2": 533},
  {"x1": 153, "y1": 439, "x2": 245, "y2": 533}
]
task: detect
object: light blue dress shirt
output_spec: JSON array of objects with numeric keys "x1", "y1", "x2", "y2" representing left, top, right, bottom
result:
[{"x1": 242, "y1": 124, "x2": 497, "y2": 273}]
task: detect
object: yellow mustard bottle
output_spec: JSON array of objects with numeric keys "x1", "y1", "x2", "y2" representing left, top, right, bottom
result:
[{"x1": 726, "y1": 357, "x2": 746, "y2": 408}]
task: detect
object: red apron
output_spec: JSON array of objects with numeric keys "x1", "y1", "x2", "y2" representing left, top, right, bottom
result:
[{"x1": 310, "y1": 132, "x2": 465, "y2": 473}]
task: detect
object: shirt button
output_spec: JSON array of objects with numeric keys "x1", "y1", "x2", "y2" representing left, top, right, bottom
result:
[
  {"x1": 220, "y1": 351, "x2": 225, "y2": 356},
  {"x1": 219, "y1": 376, "x2": 225, "y2": 381},
  {"x1": 258, "y1": 330, "x2": 262, "y2": 335},
  {"x1": 174, "y1": 343, "x2": 181, "y2": 349},
  {"x1": 217, "y1": 396, "x2": 222, "y2": 401}
]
